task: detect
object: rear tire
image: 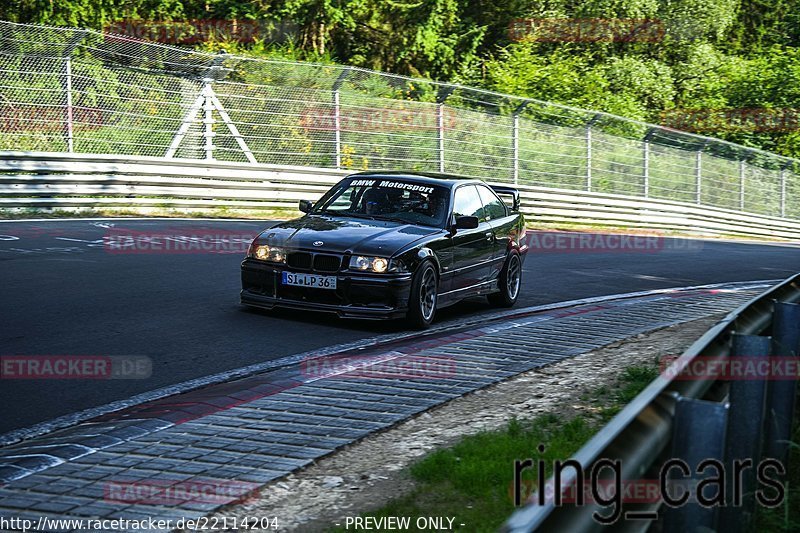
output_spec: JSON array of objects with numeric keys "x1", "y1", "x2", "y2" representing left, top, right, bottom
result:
[
  {"x1": 488, "y1": 251, "x2": 521, "y2": 307},
  {"x1": 407, "y1": 261, "x2": 438, "y2": 329}
]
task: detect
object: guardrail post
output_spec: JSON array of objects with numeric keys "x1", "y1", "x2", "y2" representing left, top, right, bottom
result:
[
  {"x1": 436, "y1": 87, "x2": 454, "y2": 173},
  {"x1": 739, "y1": 160, "x2": 746, "y2": 211},
  {"x1": 512, "y1": 101, "x2": 529, "y2": 185},
  {"x1": 719, "y1": 333, "x2": 772, "y2": 533},
  {"x1": 765, "y1": 301, "x2": 800, "y2": 467},
  {"x1": 332, "y1": 68, "x2": 351, "y2": 169},
  {"x1": 663, "y1": 396, "x2": 728, "y2": 533}
]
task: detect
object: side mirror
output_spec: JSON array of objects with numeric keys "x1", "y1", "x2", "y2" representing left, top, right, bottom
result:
[
  {"x1": 454, "y1": 215, "x2": 479, "y2": 230},
  {"x1": 299, "y1": 200, "x2": 313, "y2": 213}
]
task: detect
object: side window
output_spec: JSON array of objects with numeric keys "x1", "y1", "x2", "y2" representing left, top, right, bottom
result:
[
  {"x1": 327, "y1": 186, "x2": 359, "y2": 211},
  {"x1": 476, "y1": 185, "x2": 507, "y2": 221},
  {"x1": 452, "y1": 185, "x2": 485, "y2": 222}
]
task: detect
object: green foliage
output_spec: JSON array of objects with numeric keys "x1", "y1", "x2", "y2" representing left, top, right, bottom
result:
[{"x1": 6, "y1": 0, "x2": 800, "y2": 157}]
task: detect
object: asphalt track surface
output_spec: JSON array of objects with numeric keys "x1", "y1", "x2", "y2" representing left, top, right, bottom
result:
[{"x1": 1, "y1": 218, "x2": 798, "y2": 436}]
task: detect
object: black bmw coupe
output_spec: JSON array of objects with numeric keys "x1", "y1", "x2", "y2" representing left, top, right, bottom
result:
[{"x1": 241, "y1": 171, "x2": 527, "y2": 328}]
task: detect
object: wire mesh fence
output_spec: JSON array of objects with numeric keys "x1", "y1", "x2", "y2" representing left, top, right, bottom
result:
[{"x1": 1, "y1": 19, "x2": 798, "y2": 219}]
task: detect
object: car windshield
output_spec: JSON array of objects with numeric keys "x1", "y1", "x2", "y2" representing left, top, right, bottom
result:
[{"x1": 312, "y1": 178, "x2": 450, "y2": 227}]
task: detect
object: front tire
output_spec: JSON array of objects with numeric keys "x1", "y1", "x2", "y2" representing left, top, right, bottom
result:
[
  {"x1": 488, "y1": 251, "x2": 521, "y2": 307},
  {"x1": 407, "y1": 260, "x2": 438, "y2": 329}
]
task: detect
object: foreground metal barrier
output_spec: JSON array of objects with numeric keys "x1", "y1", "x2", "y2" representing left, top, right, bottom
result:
[{"x1": 503, "y1": 273, "x2": 800, "y2": 532}]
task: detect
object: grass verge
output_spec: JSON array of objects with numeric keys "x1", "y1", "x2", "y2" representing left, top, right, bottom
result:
[{"x1": 329, "y1": 365, "x2": 658, "y2": 532}]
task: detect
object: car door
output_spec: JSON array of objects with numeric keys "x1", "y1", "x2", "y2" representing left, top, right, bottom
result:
[
  {"x1": 476, "y1": 184, "x2": 515, "y2": 281},
  {"x1": 447, "y1": 184, "x2": 494, "y2": 295}
]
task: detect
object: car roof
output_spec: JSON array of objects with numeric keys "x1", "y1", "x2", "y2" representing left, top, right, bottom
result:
[{"x1": 346, "y1": 171, "x2": 483, "y2": 188}]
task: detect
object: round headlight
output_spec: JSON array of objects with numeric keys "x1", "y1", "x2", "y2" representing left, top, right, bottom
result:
[
  {"x1": 354, "y1": 256, "x2": 371, "y2": 270},
  {"x1": 255, "y1": 245, "x2": 269, "y2": 260},
  {"x1": 372, "y1": 257, "x2": 388, "y2": 273}
]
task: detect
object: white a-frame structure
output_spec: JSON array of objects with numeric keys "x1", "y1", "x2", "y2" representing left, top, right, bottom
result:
[{"x1": 165, "y1": 77, "x2": 257, "y2": 164}]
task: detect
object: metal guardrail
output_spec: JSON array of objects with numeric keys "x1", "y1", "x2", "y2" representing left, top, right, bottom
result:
[
  {"x1": 0, "y1": 151, "x2": 347, "y2": 208},
  {"x1": 503, "y1": 274, "x2": 800, "y2": 532},
  {"x1": 1, "y1": 20, "x2": 800, "y2": 225},
  {"x1": 3, "y1": 151, "x2": 800, "y2": 239}
]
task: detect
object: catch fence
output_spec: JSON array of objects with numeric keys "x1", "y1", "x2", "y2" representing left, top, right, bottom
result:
[{"x1": 1, "y1": 20, "x2": 799, "y2": 225}]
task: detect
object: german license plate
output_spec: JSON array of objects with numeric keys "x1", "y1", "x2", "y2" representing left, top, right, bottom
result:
[{"x1": 281, "y1": 272, "x2": 337, "y2": 289}]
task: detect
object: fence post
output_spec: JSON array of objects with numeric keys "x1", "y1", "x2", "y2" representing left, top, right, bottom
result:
[
  {"x1": 695, "y1": 149, "x2": 702, "y2": 204},
  {"x1": 203, "y1": 81, "x2": 215, "y2": 160},
  {"x1": 643, "y1": 140, "x2": 649, "y2": 197},
  {"x1": 61, "y1": 30, "x2": 88, "y2": 153},
  {"x1": 643, "y1": 128, "x2": 653, "y2": 198},
  {"x1": 780, "y1": 165, "x2": 788, "y2": 218},
  {"x1": 739, "y1": 160, "x2": 746, "y2": 211},
  {"x1": 334, "y1": 90, "x2": 341, "y2": 168},
  {"x1": 437, "y1": 103, "x2": 446, "y2": 173},
  {"x1": 586, "y1": 125, "x2": 592, "y2": 191},
  {"x1": 512, "y1": 114, "x2": 519, "y2": 184},
  {"x1": 332, "y1": 68, "x2": 351, "y2": 169},
  {"x1": 764, "y1": 301, "x2": 800, "y2": 467},
  {"x1": 512, "y1": 101, "x2": 529, "y2": 185},
  {"x1": 585, "y1": 114, "x2": 601, "y2": 192},
  {"x1": 202, "y1": 52, "x2": 232, "y2": 161},
  {"x1": 718, "y1": 333, "x2": 772, "y2": 533},
  {"x1": 436, "y1": 87, "x2": 454, "y2": 173},
  {"x1": 663, "y1": 396, "x2": 728, "y2": 533},
  {"x1": 64, "y1": 56, "x2": 74, "y2": 153}
]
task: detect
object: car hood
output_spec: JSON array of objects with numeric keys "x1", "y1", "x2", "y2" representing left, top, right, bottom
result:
[{"x1": 257, "y1": 215, "x2": 441, "y2": 256}]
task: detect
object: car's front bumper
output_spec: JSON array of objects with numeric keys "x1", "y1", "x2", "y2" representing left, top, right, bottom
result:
[{"x1": 240, "y1": 259, "x2": 413, "y2": 320}]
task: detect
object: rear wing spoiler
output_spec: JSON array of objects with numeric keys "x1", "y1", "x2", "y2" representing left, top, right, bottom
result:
[{"x1": 490, "y1": 185, "x2": 521, "y2": 212}]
